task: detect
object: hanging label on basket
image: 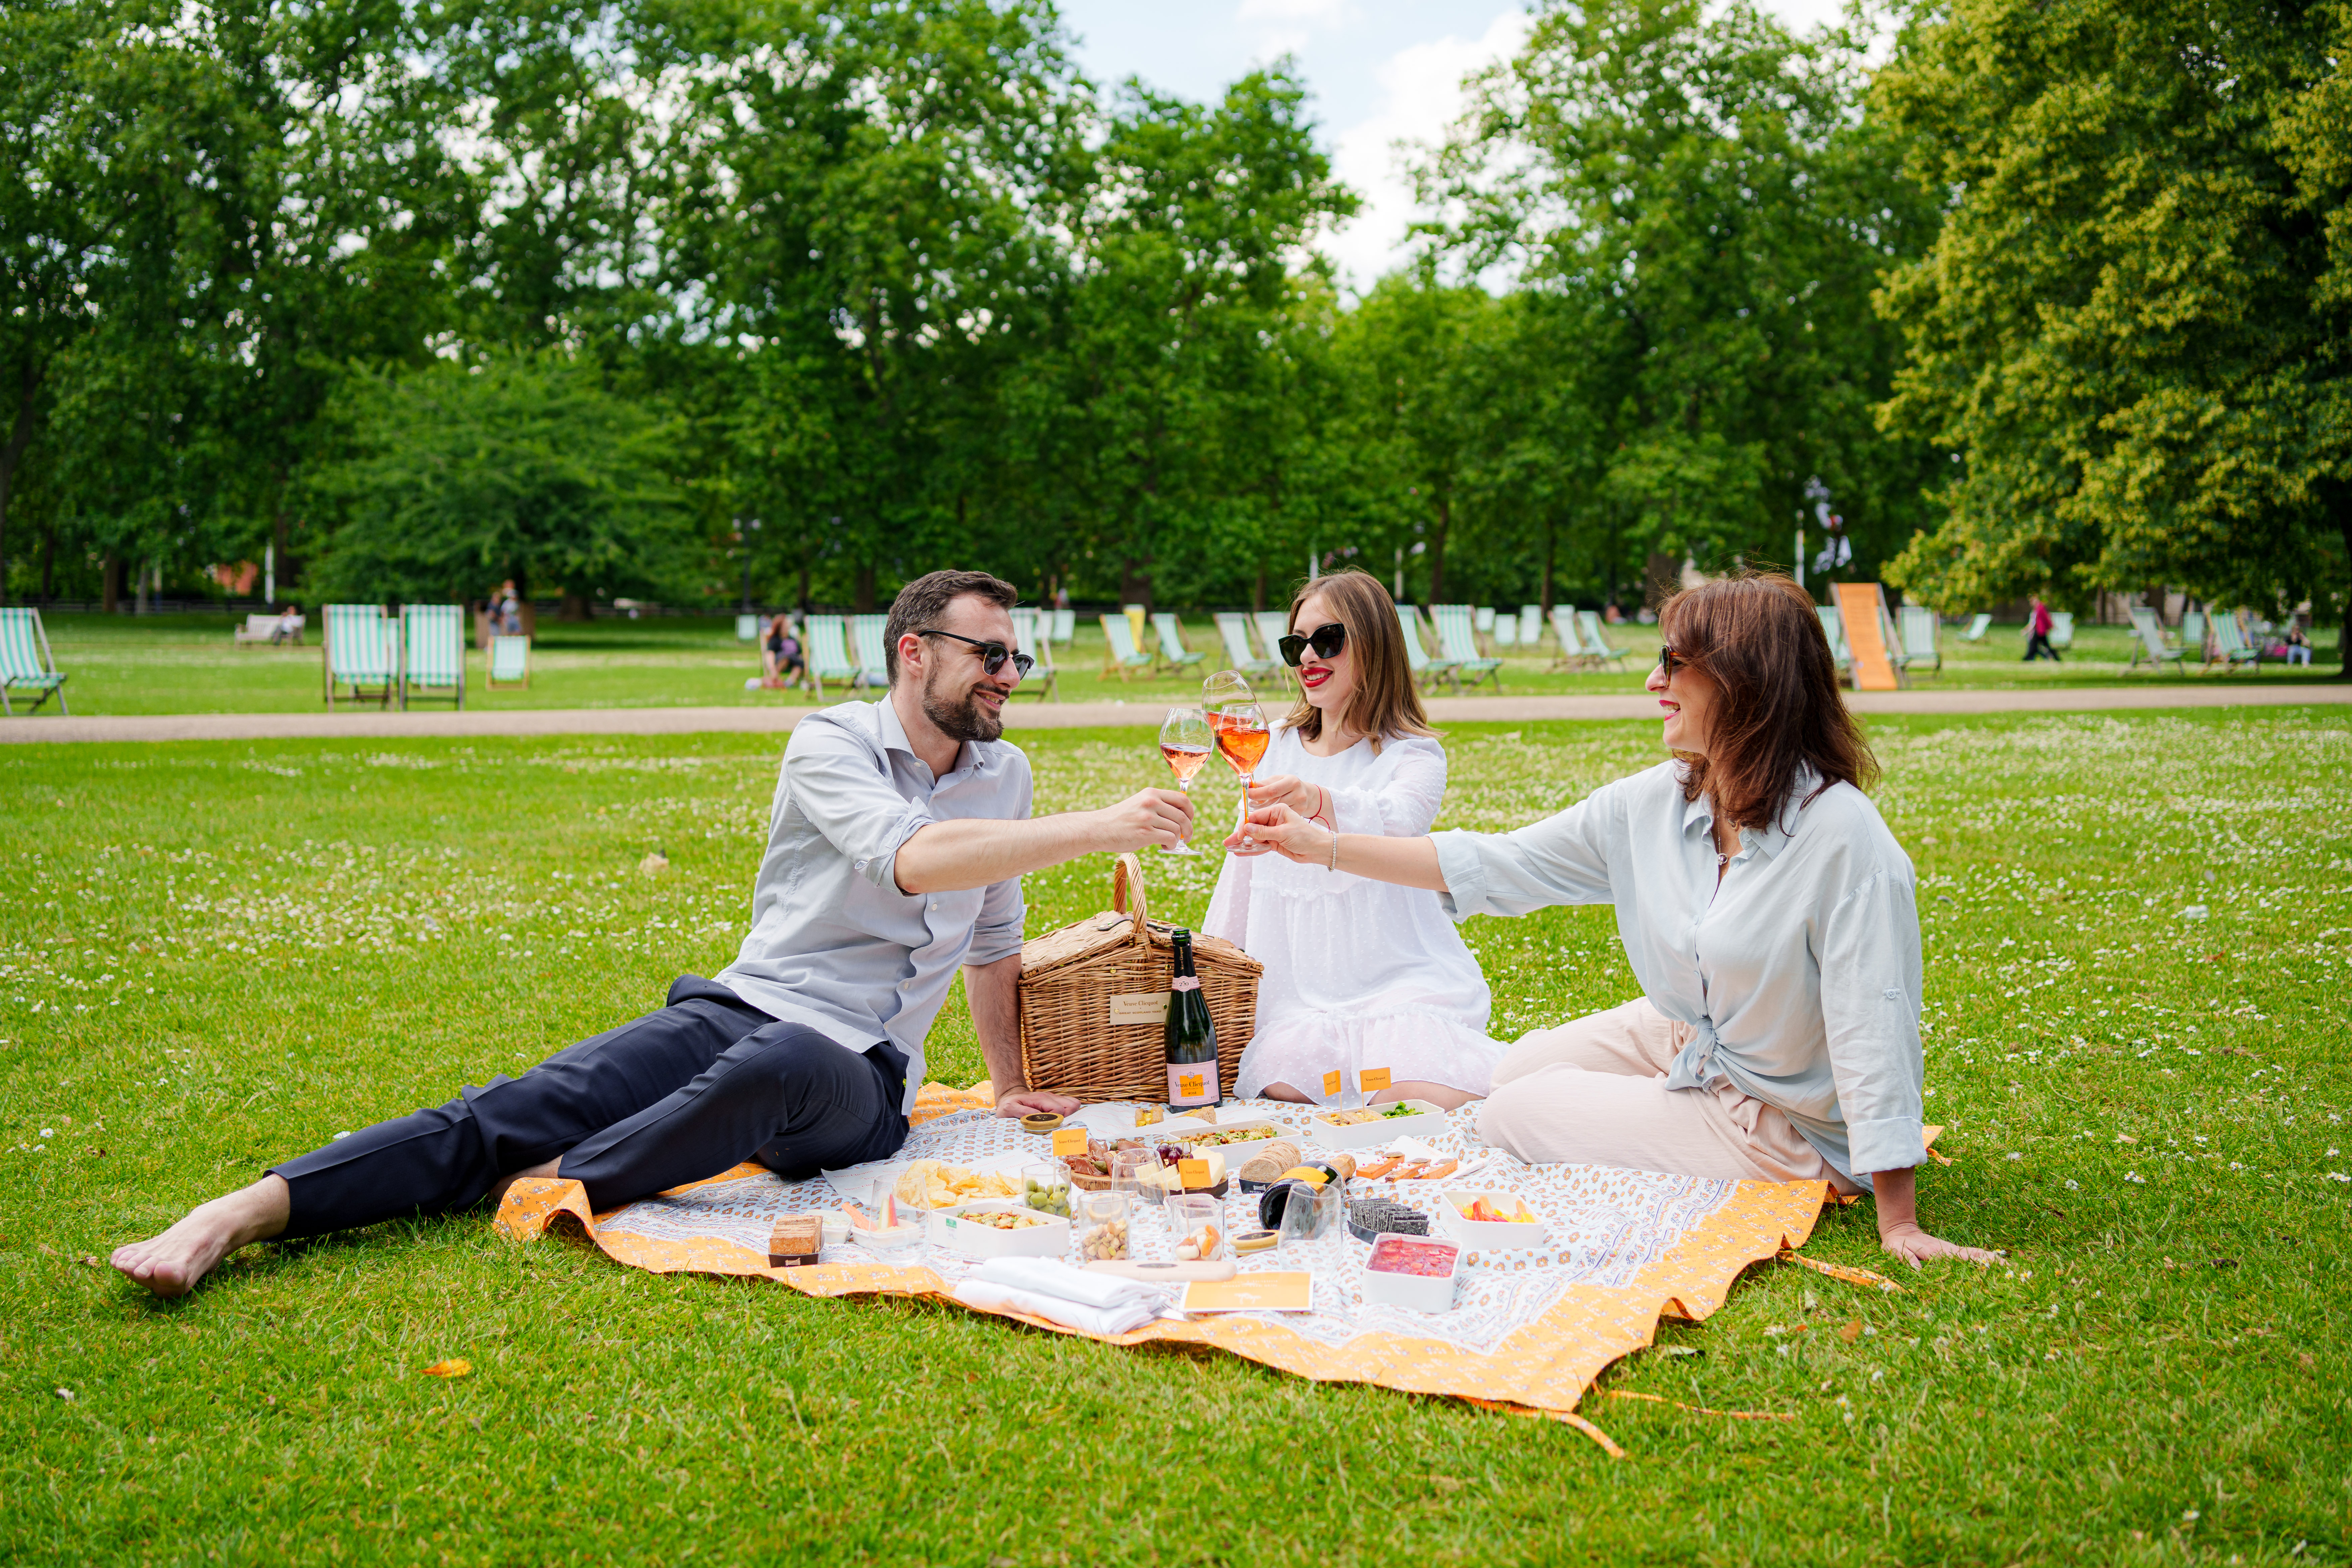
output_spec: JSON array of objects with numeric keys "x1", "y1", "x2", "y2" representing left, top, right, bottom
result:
[
  {"x1": 1359, "y1": 1067, "x2": 1393, "y2": 1093},
  {"x1": 1322, "y1": 1070, "x2": 1344, "y2": 1097},
  {"x1": 1108, "y1": 991, "x2": 1172, "y2": 1025}
]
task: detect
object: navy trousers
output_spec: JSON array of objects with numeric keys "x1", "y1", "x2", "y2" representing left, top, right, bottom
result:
[{"x1": 272, "y1": 975, "x2": 911, "y2": 1238}]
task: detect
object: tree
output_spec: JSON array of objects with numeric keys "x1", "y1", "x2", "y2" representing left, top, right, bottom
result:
[
  {"x1": 302, "y1": 354, "x2": 685, "y2": 605},
  {"x1": 1874, "y1": 0, "x2": 2352, "y2": 661},
  {"x1": 1422, "y1": 0, "x2": 1943, "y2": 602}
]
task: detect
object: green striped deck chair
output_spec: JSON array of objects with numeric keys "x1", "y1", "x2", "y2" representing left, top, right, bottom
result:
[
  {"x1": 1814, "y1": 606, "x2": 1852, "y2": 679},
  {"x1": 1213, "y1": 612, "x2": 1278, "y2": 682},
  {"x1": 1251, "y1": 611, "x2": 1299, "y2": 696},
  {"x1": 1898, "y1": 605, "x2": 1943, "y2": 674},
  {"x1": 1151, "y1": 612, "x2": 1207, "y2": 673},
  {"x1": 1099, "y1": 614, "x2": 1153, "y2": 681},
  {"x1": 1490, "y1": 612, "x2": 1517, "y2": 649},
  {"x1": 323, "y1": 604, "x2": 400, "y2": 709},
  {"x1": 1395, "y1": 604, "x2": 1460, "y2": 694},
  {"x1": 1008, "y1": 607, "x2": 1057, "y2": 701},
  {"x1": 1549, "y1": 605, "x2": 1586, "y2": 669},
  {"x1": 1577, "y1": 610, "x2": 1630, "y2": 672},
  {"x1": 487, "y1": 635, "x2": 531, "y2": 689},
  {"x1": 735, "y1": 614, "x2": 760, "y2": 643},
  {"x1": 0, "y1": 607, "x2": 68, "y2": 715},
  {"x1": 1518, "y1": 604, "x2": 1543, "y2": 649},
  {"x1": 1051, "y1": 607, "x2": 1074, "y2": 643},
  {"x1": 804, "y1": 616, "x2": 863, "y2": 699},
  {"x1": 1430, "y1": 604, "x2": 1504, "y2": 693},
  {"x1": 2048, "y1": 611, "x2": 2075, "y2": 650},
  {"x1": 1960, "y1": 613, "x2": 1992, "y2": 642},
  {"x1": 401, "y1": 603, "x2": 466, "y2": 710},
  {"x1": 2205, "y1": 610, "x2": 2263, "y2": 673},
  {"x1": 2125, "y1": 607, "x2": 2184, "y2": 674},
  {"x1": 849, "y1": 614, "x2": 891, "y2": 688}
]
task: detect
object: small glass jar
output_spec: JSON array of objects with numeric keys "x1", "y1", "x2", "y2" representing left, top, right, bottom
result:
[
  {"x1": 1112, "y1": 1148, "x2": 1162, "y2": 1206},
  {"x1": 1021, "y1": 1162, "x2": 1072, "y2": 1219},
  {"x1": 1077, "y1": 1190, "x2": 1131, "y2": 1261},
  {"x1": 1165, "y1": 1193, "x2": 1225, "y2": 1261}
]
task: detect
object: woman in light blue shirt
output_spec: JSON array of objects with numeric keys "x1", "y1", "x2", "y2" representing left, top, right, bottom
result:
[{"x1": 1232, "y1": 573, "x2": 1993, "y2": 1269}]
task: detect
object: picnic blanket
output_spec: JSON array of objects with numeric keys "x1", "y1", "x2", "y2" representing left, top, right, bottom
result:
[{"x1": 495, "y1": 1084, "x2": 1833, "y2": 1432}]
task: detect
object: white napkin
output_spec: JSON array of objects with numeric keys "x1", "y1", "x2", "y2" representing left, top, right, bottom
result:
[
  {"x1": 973, "y1": 1256, "x2": 1160, "y2": 1309},
  {"x1": 951, "y1": 1280, "x2": 1156, "y2": 1336}
]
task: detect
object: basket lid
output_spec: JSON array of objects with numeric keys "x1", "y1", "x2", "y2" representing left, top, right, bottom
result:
[{"x1": 1020, "y1": 852, "x2": 1262, "y2": 981}]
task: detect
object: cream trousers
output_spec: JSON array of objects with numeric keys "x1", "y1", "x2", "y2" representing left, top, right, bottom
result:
[{"x1": 1475, "y1": 997, "x2": 1857, "y2": 1194}]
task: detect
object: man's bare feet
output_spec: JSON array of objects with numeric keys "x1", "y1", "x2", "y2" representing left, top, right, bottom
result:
[
  {"x1": 111, "y1": 1174, "x2": 291, "y2": 1298},
  {"x1": 486, "y1": 1158, "x2": 561, "y2": 1210}
]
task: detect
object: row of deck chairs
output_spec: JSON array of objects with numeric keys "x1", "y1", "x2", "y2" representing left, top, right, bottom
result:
[
  {"x1": 2125, "y1": 607, "x2": 2275, "y2": 674},
  {"x1": 323, "y1": 604, "x2": 532, "y2": 708}
]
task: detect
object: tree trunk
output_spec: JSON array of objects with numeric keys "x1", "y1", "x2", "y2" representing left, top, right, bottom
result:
[
  {"x1": 0, "y1": 363, "x2": 42, "y2": 604},
  {"x1": 852, "y1": 564, "x2": 876, "y2": 613},
  {"x1": 797, "y1": 559, "x2": 810, "y2": 614},
  {"x1": 38, "y1": 526, "x2": 55, "y2": 604},
  {"x1": 1427, "y1": 495, "x2": 1450, "y2": 605},
  {"x1": 559, "y1": 591, "x2": 591, "y2": 621},
  {"x1": 1540, "y1": 515, "x2": 1557, "y2": 618},
  {"x1": 1120, "y1": 557, "x2": 1152, "y2": 614},
  {"x1": 1253, "y1": 567, "x2": 1265, "y2": 612},
  {"x1": 2341, "y1": 509, "x2": 2351, "y2": 673},
  {"x1": 102, "y1": 553, "x2": 121, "y2": 613}
]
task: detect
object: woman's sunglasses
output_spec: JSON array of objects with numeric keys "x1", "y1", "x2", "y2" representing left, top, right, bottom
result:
[
  {"x1": 1656, "y1": 645, "x2": 1685, "y2": 677},
  {"x1": 1278, "y1": 622, "x2": 1346, "y2": 667},
  {"x1": 917, "y1": 628, "x2": 1033, "y2": 679}
]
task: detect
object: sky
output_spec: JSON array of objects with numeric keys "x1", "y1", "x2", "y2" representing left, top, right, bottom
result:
[{"x1": 1055, "y1": 0, "x2": 1850, "y2": 289}]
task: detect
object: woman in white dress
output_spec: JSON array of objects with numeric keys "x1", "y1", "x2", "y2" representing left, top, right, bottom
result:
[{"x1": 1203, "y1": 570, "x2": 1505, "y2": 1110}]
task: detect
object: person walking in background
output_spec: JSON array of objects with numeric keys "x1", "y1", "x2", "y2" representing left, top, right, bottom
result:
[
  {"x1": 494, "y1": 581, "x2": 523, "y2": 637},
  {"x1": 763, "y1": 613, "x2": 806, "y2": 689},
  {"x1": 2023, "y1": 598, "x2": 2060, "y2": 662}
]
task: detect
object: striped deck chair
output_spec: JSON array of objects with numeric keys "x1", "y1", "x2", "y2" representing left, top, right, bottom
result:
[
  {"x1": 401, "y1": 603, "x2": 466, "y2": 710},
  {"x1": 1519, "y1": 604, "x2": 1543, "y2": 650},
  {"x1": 1577, "y1": 610, "x2": 1630, "y2": 672},
  {"x1": 1898, "y1": 605, "x2": 1943, "y2": 675},
  {"x1": 2048, "y1": 611, "x2": 2076, "y2": 651},
  {"x1": 0, "y1": 607, "x2": 68, "y2": 715},
  {"x1": 735, "y1": 614, "x2": 760, "y2": 643},
  {"x1": 1491, "y1": 613, "x2": 1518, "y2": 649},
  {"x1": 804, "y1": 616, "x2": 864, "y2": 699},
  {"x1": 1251, "y1": 611, "x2": 1299, "y2": 696},
  {"x1": 1960, "y1": 612, "x2": 1993, "y2": 642},
  {"x1": 323, "y1": 604, "x2": 401, "y2": 709},
  {"x1": 1051, "y1": 607, "x2": 1075, "y2": 644},
  {"x1": 1815, "y1": 606, "x2": 1853, "y2": 680},
  {"x1": 487, "y1": 635, "x2": 531, "y2": 689},
  {"x1": 1009, "y1": 607, "x2": 1058, "y2": 701},
  {"x1": 2182, "y1": 611, "x2": 2208, "y2": 664},
  {"x1": 2125, "y1": 607, "x2": 2185, "y2": 674},
  {"x1": 1213, "y1": 612, "x2": 1278, "y2": 683},
  {"x1": 1121, "y1": 604, "x2": 1147, "y2": 651},
  {"x1": 849, "y1": 615, "x2": 891, "y2": 688},
  {"x1": 1430, "y1": 604, "x2": 1504, "y2": 693},
  {"x1": 2205, "y1": 611, "x2": 2264, "y2": 674},
  {"x1": 1549, "y1": 605, "x2": 1586, "y2": 670},
  {"x1": 1152, "y1": 612, "x2": 1207, "y2": 674},
  {"x1": 1099, "y1": 614, "x2": 1154, "y2": 681},
  {"x1": 1396, "y1": 604, "x2": 1460, "y2": 694}
]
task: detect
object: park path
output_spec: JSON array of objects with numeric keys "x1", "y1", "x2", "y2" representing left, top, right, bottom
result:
[{"x1": 3, "y1": 683, "x2": 2347, "y2": 744}]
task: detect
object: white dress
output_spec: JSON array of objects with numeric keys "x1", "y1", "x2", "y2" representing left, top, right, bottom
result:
[{"x1": 1203, "y1": 725, "x2": 1504, "y2": 1105}]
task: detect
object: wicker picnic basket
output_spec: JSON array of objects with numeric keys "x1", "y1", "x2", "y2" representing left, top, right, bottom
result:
[{"x1": 1017, "y1": 853, "x2": 1262, "y2": 1102}]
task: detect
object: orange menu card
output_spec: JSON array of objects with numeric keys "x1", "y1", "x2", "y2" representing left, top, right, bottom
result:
[{"x1": 1181, "y1": 1272, "x2": 1315, "y2": 1313}]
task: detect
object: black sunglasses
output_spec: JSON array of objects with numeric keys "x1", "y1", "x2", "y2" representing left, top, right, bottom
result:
[
  {"x1": 1278, "y1": 622, "x2": 1346, "y2": 667},
  {"x1": 917, "y1": 628, "x2": 1033, "y2": 679}
]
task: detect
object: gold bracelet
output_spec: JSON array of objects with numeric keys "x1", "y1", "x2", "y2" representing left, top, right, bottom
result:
[{"x1": 1326, "y1": 830, "x2": 1340, "y2": 873}]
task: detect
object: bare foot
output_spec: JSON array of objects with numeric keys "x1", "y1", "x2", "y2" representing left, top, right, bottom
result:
[
  {"x1": 486, "y1": 1158, "x2": 561, "y2": 1210},
  {"x1": 111, "y1": 1174, "x2": 290, "y2": 1298}
]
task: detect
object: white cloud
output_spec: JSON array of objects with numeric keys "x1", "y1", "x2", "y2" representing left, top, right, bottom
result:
[{"x1": 1317, "y1": 7, "x2": 1530, "y2": 288}]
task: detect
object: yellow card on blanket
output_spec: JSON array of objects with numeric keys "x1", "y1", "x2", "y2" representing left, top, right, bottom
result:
[
  {"x1": 1322, "y1": 1070, "x2": 1344, "y2": 1097},
  {"x1": 1181, "y1": 1273, "x2": 1314, "y2": 1313},
  {"x1": 1358, "y1": 1067, "x2": 1392, "y2": 1093}
]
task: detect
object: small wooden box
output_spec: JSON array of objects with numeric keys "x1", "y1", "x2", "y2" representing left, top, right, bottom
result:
[{"x1": 767, "y1": 1214, "x2": 822, "y2": 1268}]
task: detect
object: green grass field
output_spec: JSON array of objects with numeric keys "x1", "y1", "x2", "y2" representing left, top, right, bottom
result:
[
  {"x1": 3, "y1": 711, "x2": 2348, "y2": 1564},
  {"x1": 19, "y1": 609, "x2": 2345, "y2": 716}
]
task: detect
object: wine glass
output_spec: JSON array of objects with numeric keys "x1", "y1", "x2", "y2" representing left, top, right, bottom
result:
[
  {"x1": 1201, "y1": 668, "x2": 1255, "y2": 708},
  {"x1": 1157, "y1": 706, "x2": 1212, "y2": 854},
  {"x1": 1213, "y1": 699, "x2": 1270, "y2": 836}
]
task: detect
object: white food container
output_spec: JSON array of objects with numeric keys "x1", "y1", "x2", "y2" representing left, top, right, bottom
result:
[
  {"x1": 848, "y1": 1223, "x2": 924, "y2": 1255},
  {"x1": 1307, "y1": 1100, "x2": 1450, "y2": 1149},
  {"x1": 928, "y1": 1201, "x2": 1073, "y2": 1259},
  {"x1": 1163, "y1": 1125, "x2": 1288, "y2": 1169},
  {"x1": 1436, "y1": 1188, "x2": 1551, "y2": 1248},
  {"x1": 1359, "y1": 1233, "x2": 1461, "y2": 1313}
]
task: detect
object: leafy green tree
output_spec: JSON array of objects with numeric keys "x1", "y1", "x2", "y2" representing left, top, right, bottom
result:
[
  {"x1": 303, "y1": 354, "x2": 685, "y2": 605},
  {"x1": 1874, "y1": 0, "x2": 2352, "y2": 659},
  {"x1": 1422, "y1": 0, "x2": 1943, "y2": 601}
]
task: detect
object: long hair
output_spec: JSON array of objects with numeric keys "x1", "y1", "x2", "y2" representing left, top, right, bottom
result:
[
  {"x1": 1659, "y1": 572, "x2": 1878, "y2": 830},
  {"x1": 1281, "y1": 570, "x2": 1436, "y2": 744}
]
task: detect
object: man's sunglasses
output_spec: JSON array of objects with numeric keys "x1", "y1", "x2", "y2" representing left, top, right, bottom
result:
[
  {"x1": 917, "y1": 628, "x2": 1033, "y2": 679},
  {"x1": 1278, "y1": 622, "x2": 1346, "y2": 667}
]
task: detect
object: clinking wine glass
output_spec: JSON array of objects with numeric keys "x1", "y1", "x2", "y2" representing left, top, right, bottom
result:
[
  {"x1": 1157, "y1": 706, "x2": 1212, "y2": 855},
  {"x1": 1212, "y1": 700, "x2": 1270, "y2": 842},
  {"x1": 1201, "y1": 668, "x2": 1254, "y2": 708}
]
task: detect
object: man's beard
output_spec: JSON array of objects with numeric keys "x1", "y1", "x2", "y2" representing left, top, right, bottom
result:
[{"x1": 922, "y1": 665, "x2": 1003, "y2": 743}]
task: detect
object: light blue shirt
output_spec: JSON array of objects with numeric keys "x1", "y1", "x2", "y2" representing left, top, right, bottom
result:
[
  {"x1": 717, "y1": 698, "x2": 1030, "y2": 1114},
  {"x1": 1432, "y1": 761, "x2": 1926, "y2": 1186}
]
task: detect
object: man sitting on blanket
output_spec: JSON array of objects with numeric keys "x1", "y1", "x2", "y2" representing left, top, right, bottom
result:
[{"x1": 113, "y1": 569, "x2": 1195, "y2": 1296}]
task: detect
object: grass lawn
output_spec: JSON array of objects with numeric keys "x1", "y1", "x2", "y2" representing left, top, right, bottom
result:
[
  {"x1": 3, "y1": 710, "x2": 2348, "y2": 1564},
  {"x1": 22, "y1": 610, "x2": 2347, "y2": 717}
]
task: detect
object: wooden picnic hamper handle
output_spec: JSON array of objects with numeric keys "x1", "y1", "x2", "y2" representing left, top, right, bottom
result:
[{"x1": 1110, "y1": 852, "x2": 1148, "y2": 940}]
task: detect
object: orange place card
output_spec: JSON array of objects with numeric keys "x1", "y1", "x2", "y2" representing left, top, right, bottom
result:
[
  {"x1": 1176, "y1": 1072, "x2": 1207, "y2": 1100},
  {"x1": 1178, "y1": 1158, "x2": 1212, "y2": 1190},
  {"x1": 1051, "y1": 1128, "x2": 1089, "y2": 1158},
  {"x1": 1322, "y1": 1070, "x2": 1344, "y2": 1097},
  {"x1": 1359, "y1": 1067, "x2": 1392, "y2": 1093},
  {"x1": 1181, "y1": 1273, "x2": 1314, "y2": 1313}
]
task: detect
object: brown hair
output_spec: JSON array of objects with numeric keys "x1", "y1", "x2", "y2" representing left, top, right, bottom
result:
[
  {"x1": 1282, "y1": 570, "x2": 1436, "y2": 744},
  {"x1": 883, "y1": 569, "x2": 1018, "y2": 682},
  {"x1": 1658, "y1": 572, "x2": 1878, "y2": 831}
]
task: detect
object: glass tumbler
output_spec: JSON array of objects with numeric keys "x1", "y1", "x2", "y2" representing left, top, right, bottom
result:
[
  {"x1": 1112, "y1": 1148, "x2": 1163, "y2": 1207},
  {"x1": 1077, "y1": 1190, "x2": 1131, "y2": 1261},
  {"x1": 1021, "y1": 1162, "x2": 1072, "y2": 1219},
  {"x1": 1164, "y1": 1192, "x2": 1226, "y2": 1261}
]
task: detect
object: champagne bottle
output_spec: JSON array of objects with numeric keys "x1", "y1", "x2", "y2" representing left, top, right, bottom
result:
[{"x1": 1163, "y1": 928, "x2": 1221, "y2": 1112}]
